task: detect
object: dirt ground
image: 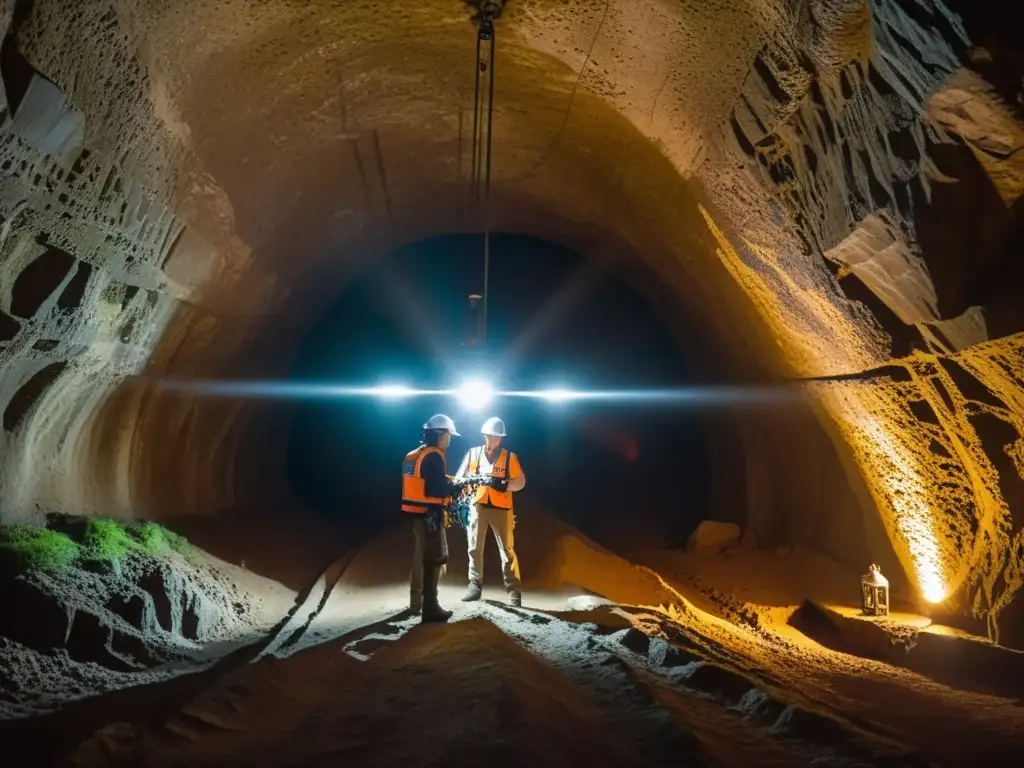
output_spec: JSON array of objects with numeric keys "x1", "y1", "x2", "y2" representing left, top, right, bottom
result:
[{"x1": 4, "y1": 501, "x2": 1023, "y2": 766}]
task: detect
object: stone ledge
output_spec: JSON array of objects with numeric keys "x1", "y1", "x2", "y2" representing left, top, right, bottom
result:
[{"x1": 789, "y1": 599, "x2": 1024, "y2": 700}]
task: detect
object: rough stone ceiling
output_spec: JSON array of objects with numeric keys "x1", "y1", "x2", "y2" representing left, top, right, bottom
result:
[{"x1": 1, "y1": 0, "x2": 1023, "y2": 644}]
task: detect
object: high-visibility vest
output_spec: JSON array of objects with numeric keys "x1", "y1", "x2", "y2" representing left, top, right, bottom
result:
[
  {"x1": 468, "y1": 446, "x2": 513, "y2": 509},
  {"x1": 401, "y1": 445, "x2": 448, "y2": 514}
]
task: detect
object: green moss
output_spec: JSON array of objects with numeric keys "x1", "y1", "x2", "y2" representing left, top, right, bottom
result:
[
  {"x1": 0, "y1": 525, "x2": 81, "y2": 572},
  {"x1": 80, "y1": 519, "x2": 192, "y2": 562},
  {"x1": 80, "y1": 518, "x2": 139, "y2": 562},
  {"x1": 124, "y1": 522, "x2": 191, "y2": 556},
  {"x1": 0, "y1": 517, "x2": 191, "y2": 574}
]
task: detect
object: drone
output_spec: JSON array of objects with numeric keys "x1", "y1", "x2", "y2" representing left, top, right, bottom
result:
[{"x1": 465, "y1": 0, "x2": 508, "y2": 27}]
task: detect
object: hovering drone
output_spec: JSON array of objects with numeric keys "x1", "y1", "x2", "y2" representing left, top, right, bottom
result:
[{"x1": 464, "y1": 0, "x2": 509, "y2": 26}]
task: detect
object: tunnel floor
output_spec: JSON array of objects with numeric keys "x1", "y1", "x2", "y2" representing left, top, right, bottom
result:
[{"x1": 4, "y1": 507, "x2": 1023, "y2": 767}]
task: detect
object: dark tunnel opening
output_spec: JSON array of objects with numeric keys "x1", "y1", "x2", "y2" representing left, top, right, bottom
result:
[{"x1": 286, "y1": 233, "x2": 714, "y2": 552}]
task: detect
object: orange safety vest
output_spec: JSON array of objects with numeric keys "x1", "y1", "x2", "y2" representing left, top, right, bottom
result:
[
  {"x1": 401, "y1": 445, "x2": 449, "y2": 514},
  {"x1": 468, "y1": 446, "x2": 513, "y2": 509}
]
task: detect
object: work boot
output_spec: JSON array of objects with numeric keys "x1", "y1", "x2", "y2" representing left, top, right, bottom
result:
[
  {"x1": 461, "y1": 580, "x2": 482, "y2": 602},
  {"x1": 422, "y1": 600, "x2": 453, "y2": 623},
  {"x1": 508, "y1": 589, "x2": 522, "y2": 608},
  {"x1": 421, "y1": 565, "x2": 452, "y2": 624}
]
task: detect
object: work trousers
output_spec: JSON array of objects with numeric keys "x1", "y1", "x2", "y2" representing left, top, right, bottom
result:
[
  {"x1": 467, "y1": 504, "x2": 520, "y2": 590},
  {"x1": 410, "y1": 514, "x2": 449, "y2": 605}
]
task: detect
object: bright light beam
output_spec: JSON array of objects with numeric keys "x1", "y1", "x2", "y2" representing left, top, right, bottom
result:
[
  {"x1": 154, "y1": 379, "x2": 799, "y2": 408},
  {"x1": 538, "y1": 388, "x2": 574, "y2": 403},
  {"x1": 457, "y1": 378, "x2": 494, "y2": 411},
  {"x1": 374, "y1": 384, "x2": 416, "y2": 399},
  {"x1": 155, "y1": 380, "x2": 450, "y2": 400},
  {"x1": 502, "y1": 387, "x2": 795, "y2": 405}
]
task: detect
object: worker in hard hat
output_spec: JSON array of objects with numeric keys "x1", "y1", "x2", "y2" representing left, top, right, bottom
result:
[
  {"x1": 401, "y1": 413, "x2": 469, "y2": 623},
  {"x1": 455, "y1": 416, "x2": 527, "y2": 606}
]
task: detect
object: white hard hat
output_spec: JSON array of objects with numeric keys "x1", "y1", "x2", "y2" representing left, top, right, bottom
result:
[
  {"x1": 423, "y1": 414, "x2": 460, "y2": 436},
  {"x1": 480, "y1": 416, "x2": 506, "y2": 437}
]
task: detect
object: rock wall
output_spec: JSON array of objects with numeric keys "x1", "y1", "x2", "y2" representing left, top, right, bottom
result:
[
  {"x1": 0, "y1": 547, "x2": 276, "y2": 718},
  {"x1": 0, "y1": 1, "x2": 280, "y2": 522},
  {"x1": 694, "y1": 0, "x2": 1024, "y2": 642},
  {"x1": 0, "y1": 1, "x2": 1020, "y2": 642}
]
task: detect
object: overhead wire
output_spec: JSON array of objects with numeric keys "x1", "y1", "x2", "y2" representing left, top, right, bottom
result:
[
  {"x1": 469, "y1": 8, "x2": 498, "y2": 345},
  {"x1": 510, "y1": 0, "x2": 611, "y2": 184}
]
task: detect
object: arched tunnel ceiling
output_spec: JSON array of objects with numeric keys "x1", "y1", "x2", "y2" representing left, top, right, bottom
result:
[{"x1": 1, "y1": 0, "x2": 1024, "y2": 643}]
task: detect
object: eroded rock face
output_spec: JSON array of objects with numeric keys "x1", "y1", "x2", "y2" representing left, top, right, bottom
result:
[
  {"x1": 0, "y1": 550, "x2": 264, "y2": 718},
  {"x1": 0, "y1": 1, "x2": 1021, "y2": 642},
  {"x1": 693, "y1": 0, "x2": 1024, "y2": 643}
]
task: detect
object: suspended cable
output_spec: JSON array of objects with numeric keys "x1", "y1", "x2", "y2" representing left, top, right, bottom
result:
[
  {"x1": 466, "y1": 0, "x2": 506, "y2": 346},
  {"x1": 509, "y1": 0, "x2": 608, "y2": 185}
]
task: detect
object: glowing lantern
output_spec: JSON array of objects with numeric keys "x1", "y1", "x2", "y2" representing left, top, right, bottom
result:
[{"x1": 860, "y1": 564, "x2": 890, "y2": 617}]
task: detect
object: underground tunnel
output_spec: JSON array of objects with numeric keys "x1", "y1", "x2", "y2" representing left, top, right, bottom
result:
[
  {"x1": 285, "y1": 231, "x2": 716, "y2": 549},
  {"x1": 1, "y1": 0, "x2": 1024, "y2": 765}
]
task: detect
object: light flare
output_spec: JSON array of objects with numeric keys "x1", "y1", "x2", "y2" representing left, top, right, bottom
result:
[
  {"x1": 375, "y1": 384, "x2": 416, "y2": 399},
  {"x1": 538, "y1": 388, "x2": 574, "y2": 402},
  {"x1": 154, "y1": 378, "x2": 798, "y2": 408},
  {"x1": 922, "y1": 583, "x2": 947, "y2": 604},
  {"x1": 456, "y1": 378, "x2": 494, "y2": 411}
]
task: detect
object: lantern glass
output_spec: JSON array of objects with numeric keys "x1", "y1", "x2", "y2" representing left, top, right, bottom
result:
[{"x1": 860, "y1": 564, "x2": 890, "y2": 617}]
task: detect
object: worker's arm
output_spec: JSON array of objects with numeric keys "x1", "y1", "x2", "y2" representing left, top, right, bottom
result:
[
  {"x1": 506, "y1": 453, "x2": 526, "y2": 492},
  {"x1": 421, "y1": 452, "x2": 462, "y2": 499},
  {"x1": 453, "y1": 449, "x2": 471, "y2": 481}
]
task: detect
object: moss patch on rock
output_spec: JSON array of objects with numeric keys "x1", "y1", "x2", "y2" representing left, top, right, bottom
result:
[
  {"x1": 0, "y1": 526, "x2": 81, "y2": 572},
  {"x1": 0, "y1": 516, "x2": 191, "y2": 574},
  {"x1": 123, "y1": 522, "x2": 189, "y2": 557}
]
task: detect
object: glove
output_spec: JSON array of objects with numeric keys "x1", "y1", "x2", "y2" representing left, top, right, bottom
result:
[{"x1": 486, "y1": 477, "x2": 509, "y2": 491}]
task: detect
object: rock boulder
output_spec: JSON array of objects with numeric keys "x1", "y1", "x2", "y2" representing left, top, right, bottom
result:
[{"x1": 685, "y1": 521, "x2": 741, "y2": 554}]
